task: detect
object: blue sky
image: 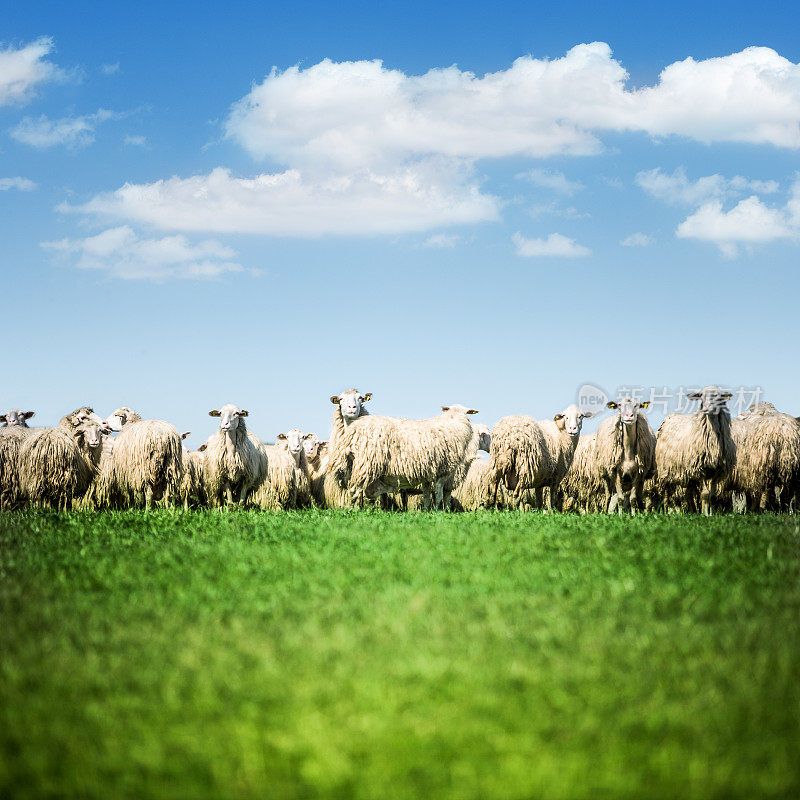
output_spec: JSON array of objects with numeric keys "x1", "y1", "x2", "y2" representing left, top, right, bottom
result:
[{"x1": 2, "y1": 1, "x2": 799, "y2": 445}]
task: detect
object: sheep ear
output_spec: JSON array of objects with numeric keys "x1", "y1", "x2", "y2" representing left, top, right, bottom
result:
[
  {"x1": 239, "y1": 410, "x2": 249, "y2": 417},
  {"x1": 302, "y1": 433, "x2": 313, "y2": 440},
  {"x1": 721, "y1": 392, "x2": 732, "y2": 400},
  {"x1": 582, "y1": 411, "x2": 595, "y2": 418},
  {"x1": 363, "y1": 393, "x2": 372, "y2": 401},
  {"x1": 198, "y1": 443, "x2": 207, "y2": 452},
  {"x1": 687, "y1": 392, "x2": 702, "y2": 400},
  {"x1": 606, "y1": 401, "x2": 618, "y2": 410},
  {"x1": 24, "y1": 411, "x2": 35, "y2": 419},
  {"x1": 277, "y1": 433, "x2": 287, "y2": 440},
  {"x1": 553, "y1": 413, "x2": 565, "y2": 421},
  {"x1": 72, "y1": 416, "x2": 82, "y2": 427},
  {"x1": 209, "y1": 410, "x2": 221, "y2": 417},
  {"x1": 330, "y1": 396, "x2": 340, "y2": 405},
  {"x1": 640, "y1": 401, "x2": 650, "y2": 409},
  {"x1": 0, "y1": 415, "x2": 5, "y2": 423},
  {"x1": 467, "y1": 409, "x2": 479, "y2": 415},
  {"x1": 181, "y1": 431, "x2": 191, "y2": 440},
  {"x1": 441, "y1": 406, "x2": 450, "y2": 412}
]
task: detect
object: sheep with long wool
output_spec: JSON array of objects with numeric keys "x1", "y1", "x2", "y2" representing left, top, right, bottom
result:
[
  {"x1": 557, "y1": 433, "x2": 602, "y2": 514},
  {"x1": 594, "y1": 397, "x2": 656, "y2": 513},
  {"x1": 729, "y1": 400, "x2": 800, "y2": 511},
  {"x1": 1, "y1": 409, "x2": 35, "y2": 427},
  {"x1": 655, "y1": 385, "x2": 736, "y2": 515},
  {"x1": 202, "y1": 404, "x2": 263, "y2": 507},
  {"x1": 323, "y1": 389, "x2": 371, "y2": 508},
  {"x1": 489, "y1": 404, "x2": 594, "y2": 511},
  {"x1": 99, "y1": 406, "x2": 185, "y2": 509},
  {"x1": 302, "y1": 433, "x2": 329, "y2": 507},
  {"x1": 329, "y1": 403, "x2": 477, "y2": 509}
]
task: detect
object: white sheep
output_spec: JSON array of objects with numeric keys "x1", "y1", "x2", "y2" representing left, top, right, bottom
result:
[
  {"x1": 557, "y1": 433, "x2": 602, "y2": 514},
  {"x1": 595, "y1": 397, "x2": 656, "y2": 513},
  {"x1": 324, "y1": 389, "x2": 372, "y2": 508},
  {"x1": 302, "y1": 433, "x2": 329, "y2": 507},
  {"x1": 276, "y1": 429, "x2": 314, "y2": 507},
  {"x1": 0, "y1": 425, "x2": 34, "y2": 508},
  {"x1": 729, "y1": 401, "x2": 800, "y2": 511},
  {"x1": 329, "y1": 404, "x2": 477, "y2": 509},
  {"x1": 98, "y1": 406, "x2": 185, "y2": 509},
  {"x1": 18, "y1": 409, "x2": 103, "y2": 510},
  {"x1": 489, "y1": 404, "x2": 594, "y2": 511},
  {"x1": 655, "y1": 386, "x2": 736, "y2": 515},
  {"x1": 202, "y1": 404, "x2": 263, "y2": 507}
]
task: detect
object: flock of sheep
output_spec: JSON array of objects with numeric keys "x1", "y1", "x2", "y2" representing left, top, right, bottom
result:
[{"x1": 1, "y1": 385, "x2": 798, "y2": 515}]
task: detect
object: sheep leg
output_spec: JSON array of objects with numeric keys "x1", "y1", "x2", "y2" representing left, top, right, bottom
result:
[
  {"x1": 422, "y1": 488, "x2": 433, "y2": 511},
  {"x1": 145, "y1": 485, "x2": 154, "y2": 512},
  {"x1": 630, "y1": 476, "x2": 642, "y2": 515},
  {"x1": 700, "y1": 479, "x2": 715, "y2": 516},
  {"x1": 614, "y1": 474, "x2": 628, "y2": 515},
  {"x1": 434, "y1": 482, "x2": 444, "y2": 510}
]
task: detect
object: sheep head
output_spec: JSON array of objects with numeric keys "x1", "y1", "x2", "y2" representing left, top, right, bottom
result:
[
  {"x1": 554, "y1": 404, "x2": 594, "y2": 436},
  {"x1": 606, "y1": 397, "x2": 650, "y2": 425}
]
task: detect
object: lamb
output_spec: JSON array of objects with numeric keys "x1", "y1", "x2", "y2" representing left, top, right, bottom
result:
[
  {"x1": 101, "y1": 406, "x2": 185, "y2": 509},
  {"x1": 489, "y1": 404, "x2": 594, "y2": 511},
  {"x1": 594, "y1": 397, "x2": 656, "y2": 513},
  {"x1": 557, "y1": 434, "x2": 602, "y2": 514},
  {"x1": 329, "y1": 404, "x2": 477, "y2": 509},
  {"x1": 202, "y1": 404, "x2": 263, "y2": 507},
  {"x1": 729, "y1": 401, "x2": 800, "y2": 512},
  {"x1": 179, "y1": 436, "x2": 207, "y2": 510},
  {"x1": 655, "y1": 385, "x2": 736, "y2": 515},
  {"x1": 302, "y1": 433, "x2": 329, "y2": 507},
  {"x1": 1, "y1": 409, "x2": 34, "y2": 427},
  {"x1": 18, "y1": 410, "x2": 103, "y2": 510},
  {"x1": 324, "y1": 389, "x2": 372, "y2": 508}
]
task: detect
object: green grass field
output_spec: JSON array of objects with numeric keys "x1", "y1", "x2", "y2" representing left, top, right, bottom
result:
[{"x1": 1, "y1": 510, "x2": 799, "y2": 800}]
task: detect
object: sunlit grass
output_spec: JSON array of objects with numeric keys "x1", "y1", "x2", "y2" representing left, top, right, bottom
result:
[{"x1": 1, "y1": 510, "x2": 799, "y2": 799}]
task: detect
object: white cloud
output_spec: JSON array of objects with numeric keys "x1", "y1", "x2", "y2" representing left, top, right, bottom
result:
[
  {"x1": 621, "y1": 232, "x2": 654, "y2": 247},
  {"x1": 226, "y1": 44, "x2": 800, "y2": 171},
  {"x1": 0, "y1": 176, "x2": 36, "y2": 191},
  {"x1": 636, "y1": 167, "x2": 779, "y2": 206},
  {"x1": 100, "y1": 62, "x2": 120, "y2": 76},
  {"x1": 513, "y1": 231, "x2": 591, "y2": 258},
  {"x1": 517, "y1": 168, "x2": 584, "y2": 195},
  {"x1": 124, "y1": 134, "x2": 147, "y2": 147},
  {"x1": 62, "y1": 163, "x2": 500, "y2": 236},
  {"x1": 10, "y1": 109, "x2": 123, "y2": 149},
  {"x1": 42, "y1": 226, "x2": 246, "y2": 281},
  {"x1": 0, "y1": 37, "x2": 64, "y2": 105},
  {"x1": 528, "y1": 202, "x2": 589, "y2": 219},
  {"x1": 676, "y1": 193, "x2": 798, "y2": 256},
  {"x1": 421, "y1": 233, "x2": 459, "y2": 248}
]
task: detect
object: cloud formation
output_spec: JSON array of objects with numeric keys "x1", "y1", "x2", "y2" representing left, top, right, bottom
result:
[
  {"x1": 513, "y1": 232, "x2": 591, "y2": 258},
  {"x1": 0, "y1": 176, "x2": 36, "y2": 191},
  {"x1": 636, "y1": 167, "x2": 779, "y2": 206},
  {"x1": 42, "y1": 225, "x2": 245, "y2": 281},
  {"x1": 620, "y1": 232, "x2": 654, "y2": 247},
  {"x1": 0, "y1": 37, "x2": 63, "y2": 106},
  {"x1": 63, "y1": 163, "x2": 500, "y2": 236},
  {"x1": 517, "y1": 169, "x2": 584, "y2": 196},
  {"x1": 226, "y1": 44, "x2": 800, "y2": 170},
  {"x1": 10, "y1": 109, "x2": 123, "y2": 149}
]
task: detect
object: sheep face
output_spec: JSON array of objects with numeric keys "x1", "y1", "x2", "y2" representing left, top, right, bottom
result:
[
  {"x1": 209, "y1": 404, "x2": 249, "y2": 433},
  {"x1": 79, "y1": 423, "x2": 104, "y2": 451},
  {"x1": 441, "y1": 405, "x2": 479, "y2": 416},
  {"x1": 1, "y1": 409, "x2": 34, "y2": 427},
  {"x1": 687, "y1": 386, "x2": 732, "y2": 415},
  {"x1": 606, "y1": 397, "x2": 650, "y2": 425},
  {"x1": 331, "y1": 390, "x2": 371, "y2": 422},
  {"x1": 554, "y1": 404, "x2": 594, "y2": 436},
  {"x1": 277, "y1": 429, "x2": 305, "y2": 459},
  {"x1": 474, "y1": 424, "x2": 491, "y2": 453},
  {"x1": 107, "y1": 407, "x2": 135, "y2": 432},
  {"x1": 302, "y1": 433, "x2": 321, "y2": 461},
  {"x1": 71, "y1": 407, "x2": 112, "y2": 435}
]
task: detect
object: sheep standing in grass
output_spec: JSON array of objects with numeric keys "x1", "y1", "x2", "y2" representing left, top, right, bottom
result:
[
  {"x1": 330, "y1": 404, "x2": 477, "y2": 509},
  {"x1": 595, "y1": 398, "x2": 656, "y2": 514},
  {"x1": 0, "y1": 425, "x2": 34, "y2": 508},
  {"x1": 730, "y1": 401, "x2": 800, "y2": 511},
  {"x1": 100, "y1": 407, "x2": 185, "y2": 510},
  {"x1": 445, "y1": 422, "x2": 491, "y2": 511},
  {"x1": 557, "y1": 434, "x2": 602, "y2": 514},
  {"x1": 201, "y1": 405, "x2": 263, "y2": 507},
  {"x1": 489, "y1": 405, "x2": 594, "y2": 511},
  {"x1": 276, "y1": 429, "x2": 314, "y2": 507},
  {"x1": 1, "y1": 409, "x2": 35, "y2": 427},
  {"x1": 18, "y1": 410, "x2": 104, "y2": 510},
  {"x1": 324, "y1": 389, "x2": 371, "y2": 508},
  {"x1": 655, "y1": 386, "x2": 735, "y2": 515},
  {"x1": 302, "y1": 434, "x2": 328, "y2": 507}
]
